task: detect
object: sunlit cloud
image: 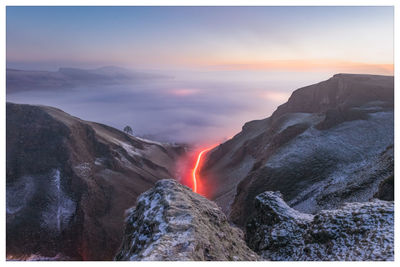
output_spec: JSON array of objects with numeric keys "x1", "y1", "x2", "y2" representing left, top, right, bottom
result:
[
  {"x1": 259, "y1": 91, "x2": 291, "y2": 103},
  {"x1": 168, "y1": 89, "x2": 200, "y2": 97}
]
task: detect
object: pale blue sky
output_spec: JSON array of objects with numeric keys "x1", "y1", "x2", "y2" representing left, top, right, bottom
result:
[{"x1": 7, "y1": 6, "x2": 393, "y2": 72}]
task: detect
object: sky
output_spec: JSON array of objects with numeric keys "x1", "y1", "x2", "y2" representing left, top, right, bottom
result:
[{"x1": 6, "y1": 6, "x2": 394, "y2": 145}]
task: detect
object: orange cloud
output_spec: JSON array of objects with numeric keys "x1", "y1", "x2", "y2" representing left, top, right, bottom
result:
[
  {"x1": 209, "y1": 60, "x2": 393, "y2": 75},
  {"x1": 168, "y1": 89, "x2": 200, "y2": 96},
  {"x1": 259, "y1": 91, "x2": 291, "y2": 103}
]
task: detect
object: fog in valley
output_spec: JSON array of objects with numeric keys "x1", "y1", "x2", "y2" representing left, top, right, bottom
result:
[{"x1": 6, "y1": 66, "x2": 332, "y2": 144}]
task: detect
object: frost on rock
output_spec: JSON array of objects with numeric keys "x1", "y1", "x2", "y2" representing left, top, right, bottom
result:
[
  {"x1": 40, "y1": 169, "x2": 76, "y2": 233},
  {"x1": 7, "y1": 253, "x2": 70, "y2": 261},
  {"x1": 73, "y1": 162, "x2": 91, "y2": 178},
  {"x1": 246, "y1": 191, "x2": 394, "y2": 261},
  {"x1": 112, "y1": 138, "x2": 142, "y2": 157},
  {"x1": 115, "y1": 179, "x2": 259, "y2": 261},
  {"x1": 6, "y1": 175, "x2": 35, "y2": 215},
  {"x1": 135, "y1": 136, "x2": 164, "y2": 146}
]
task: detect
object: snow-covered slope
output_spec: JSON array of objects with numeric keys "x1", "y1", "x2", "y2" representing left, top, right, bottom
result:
[
  {"x1": 6, "y1": 103, "x2": 185, "y2": 260},
  {"x1": 115, "y1": 179, "x2": 259, "y2": 261},
  {"x1": 246, "y1": 191, "x2": 394, "y2": 261},
  {"x1": 200, "y1": 74, "x2": 394, "y2": 226}
]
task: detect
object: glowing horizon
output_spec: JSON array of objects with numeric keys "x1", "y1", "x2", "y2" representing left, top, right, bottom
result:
[
  {"x1": 206, "y1": 60, "x2": 393, "y2": 75},
  {"x1": 7, "y1": 6, "x2": 393, "y2": 74}
]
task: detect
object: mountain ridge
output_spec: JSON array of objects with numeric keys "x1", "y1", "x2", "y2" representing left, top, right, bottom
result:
[
  {"x1": 6, "y1": 102, "x2": 184, "y2": 260},
  {"x1": 6, "y1": 67, "x2": 170, "y2": 93},
  {"x1": 200, "y1": 73, "x2": 394, "y2": 225}
]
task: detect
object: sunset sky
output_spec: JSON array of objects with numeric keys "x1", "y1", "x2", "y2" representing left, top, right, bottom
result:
[
  {"x1": 7, "y1": 6, "x2": 393, "y2": 73},
  {"x1": 6, "y1": 6, "x2": 394, "y2": 144}
]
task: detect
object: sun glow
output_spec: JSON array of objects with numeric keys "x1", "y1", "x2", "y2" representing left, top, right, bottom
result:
[
  {"x1": 169, "y1": 89, "x2": 200, "y2": 96},
  {"x1": 205, "y1": 59, "x2": 394, "y2": 75}
]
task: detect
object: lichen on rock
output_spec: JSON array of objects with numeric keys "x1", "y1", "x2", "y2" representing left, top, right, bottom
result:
[
  {"x1": 115, "y1": 179, "x2": 259, "y2": 261},
  {"x1": 246, "y1": 191, "x2": 394, "y2": 261}
]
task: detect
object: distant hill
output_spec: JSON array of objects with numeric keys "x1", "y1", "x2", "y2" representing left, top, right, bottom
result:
[{"x1": 6, "y1": 66, "x2": 170, "y2": 93}]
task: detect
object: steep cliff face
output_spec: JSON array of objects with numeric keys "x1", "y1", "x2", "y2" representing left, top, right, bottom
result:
[
  {"x1": 271, "y1": 73, "x2": 393, "y2": 119},
  {"x1": 115, "y1": 179, "x2": 259, "y2": 261},
  {"x1": 6, "y1": 103, "x2": 185, "y2": 260},
  {"x1": 200, "y1": 74, "x2": 394, "y2": 225},
  {"x1": 246, "y1": 191, "x2": 394, "y2": 261}
]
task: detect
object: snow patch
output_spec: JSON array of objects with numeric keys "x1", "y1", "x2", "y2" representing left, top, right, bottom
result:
[
  {"x1": 110, "y1": 137, "x2": 142, "y2": 158},
  {"x1": 94, "y1": 157, "x2": 106, "y2": 166},
  {"x1": 135, "y1": 136, "x2": 164, "y2": 146},
  {"x1": 266, "y1": 111, "x2": 393, "y2": 169},
  {"x1": 40, "y1": 169, "x2": 76, "y2": 233},
  {"x1": 74, "y1": 162, "x2": 91, "y2": 178}
]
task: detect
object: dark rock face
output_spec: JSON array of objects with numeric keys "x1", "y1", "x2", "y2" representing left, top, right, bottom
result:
[
  {"x1": 374, "y1": 174, "x2": 394, "y2": 201},
  {"x1": 200, "y1": 74, "x2": 394, "y2": 226},
  {"x1": 115, "y1": 179, "x2": 259, "y2": 261},
  {"x1": 271, "y1": 73, "x2": 394, "y2": 119},
  {"x1": 6, "y1": 103, "x2": 184, "y2": 260},
  {"x1": 246, "y1": 191, "x2": 394, "y2": 261}
]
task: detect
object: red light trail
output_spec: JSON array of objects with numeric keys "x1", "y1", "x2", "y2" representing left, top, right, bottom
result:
[{"x1": 192, "y1": 146, "x2": 214, "y2": 193}]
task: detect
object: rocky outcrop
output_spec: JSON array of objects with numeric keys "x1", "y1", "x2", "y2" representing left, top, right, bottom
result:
[
  {"x1": 246, "y1": 191, "x2": 394, "y2": 261},
  {"x1": 199, "y1": 74, "x2": 394, "y2": 226},
  {"x1": 373, "y1": 146, "x2": 394, "y2": 201},
  {"x1": 374, "y1": 174, "x2": 394, "y2": 201},
  {"x1": 6, "y1": 103, "x2": 185, "y2": 260},
  {"x1": 115, "y1": 179, "x2": 259, "y2": 261},
  {"x1": 271, "y1": 73, "x2": 393, "y2": 120}
]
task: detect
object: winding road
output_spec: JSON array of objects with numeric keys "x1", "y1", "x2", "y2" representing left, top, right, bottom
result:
[{"x1": 192, "y1": 146, "x2": 214, "y2": 193}]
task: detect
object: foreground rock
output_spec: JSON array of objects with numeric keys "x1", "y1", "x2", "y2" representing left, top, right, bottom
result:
[
  {"x1": 246, "y1": 191, "x2": 394, "y2": 261},
  {"x1": 6, "y1": 103, "x2": 185, "y2": 260},
  {"x1": 115, "y1": 179, "x2": 259, "y2": 261}
]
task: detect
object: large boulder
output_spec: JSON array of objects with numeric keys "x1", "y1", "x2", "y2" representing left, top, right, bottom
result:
[
  {"x1": 246, "y1": 191, "x2": 394, "y2": 261},
  {"x1": 115, "y1": 179, "x2": 259, "y2": 261}
]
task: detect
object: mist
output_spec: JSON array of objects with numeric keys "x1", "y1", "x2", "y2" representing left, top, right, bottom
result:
[{"x1": 6, "y1": 67, "x2": 333, "y2": 145}]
